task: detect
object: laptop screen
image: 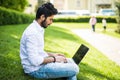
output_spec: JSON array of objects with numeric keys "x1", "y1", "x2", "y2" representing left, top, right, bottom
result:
[{"x1": 72, "y1": 44, "x2": 89, "y2": 64}]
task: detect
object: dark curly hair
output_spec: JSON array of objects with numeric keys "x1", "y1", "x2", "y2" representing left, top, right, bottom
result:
[{"x1": 36, "y1": 2, "x2": 58, "y2": 20}]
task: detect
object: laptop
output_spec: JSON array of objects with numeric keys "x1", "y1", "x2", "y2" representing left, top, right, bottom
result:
[{"x1": 72, "y1": 44, "x2": 89, "y2": 65}]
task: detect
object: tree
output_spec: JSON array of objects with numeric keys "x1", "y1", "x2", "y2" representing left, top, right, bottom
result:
[
  {"x1": 35, "y1": 0, "x2": 50, "y2": 12},
  {"x1": 0, "y1": 0, "x2": 28, "y2": 12},
  {"x1": 37, "y1": 0, "x2": 50, "y2": 7},
  {"x1": 115, "y1": 0, "x2": 120, "y2": 34}
]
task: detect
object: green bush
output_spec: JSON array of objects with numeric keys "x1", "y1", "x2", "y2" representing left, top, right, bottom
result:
[
  {"x1": 0, "y1": 0, "x2": 28, "y2": 12},
  {"x1": 54, "y1": 16, "x2": 117, "y2": 23},
  {"x1": 0, "y1": 6, "x2": 34, "y2": 25}
]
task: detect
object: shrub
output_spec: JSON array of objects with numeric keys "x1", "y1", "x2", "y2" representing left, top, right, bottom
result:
[
  {"x1": 0, "y1": 0, "x2": 28, "y2": 12},
  {"x1": 0, "y1": 6, "x2": 34, "y2": 25},
  {"x1": 54, "y1": 16, "x2": 117, "y2": 23}
]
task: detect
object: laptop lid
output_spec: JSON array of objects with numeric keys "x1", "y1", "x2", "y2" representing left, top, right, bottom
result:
[{"x1": 72, "y1": 44, "x2": 89, "y2": 65}]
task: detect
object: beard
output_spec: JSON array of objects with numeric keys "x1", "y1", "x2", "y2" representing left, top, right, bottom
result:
[{"x1": 41, "y1": 20, "x2": 49, "y2": 28}]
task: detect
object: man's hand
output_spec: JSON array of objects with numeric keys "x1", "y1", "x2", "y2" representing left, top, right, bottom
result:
[
  {"x1": 55, "y1": 56, "x2": 67, "y2": 63},
  {"x1": 53, "y1": 53, "x2": 65, "y2": 57},
  {"x1": 48, "y1": 52, "x2": 65, "y2": 57},
  {"x1": 47, "y1": 52, "x2": 67, "y2": 63}
]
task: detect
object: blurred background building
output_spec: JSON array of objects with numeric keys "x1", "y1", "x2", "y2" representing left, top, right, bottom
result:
[
  {"x1": 51, "y1": 0, "x2": 116, "y2": 13},
  {"x1": 24, "y1": 0, "x2": 116, "y2": 15}
]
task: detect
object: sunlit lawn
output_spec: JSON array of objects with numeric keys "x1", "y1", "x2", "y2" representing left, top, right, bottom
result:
[
  {"x1": 0, "y1": 23, "x2": 120, "y2": 80},
  {"x1": 52, "y1": 22, "x2": 120, "y2": 38}
]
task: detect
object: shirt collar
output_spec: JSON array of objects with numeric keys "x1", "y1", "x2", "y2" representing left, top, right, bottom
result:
[{"x1": 33, "y1": 20, "x2": 44, "y2": 32}]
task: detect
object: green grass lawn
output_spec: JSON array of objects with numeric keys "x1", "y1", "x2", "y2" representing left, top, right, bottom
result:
[{"x1": 0, "y1": 23, "x2": 120, "y2": 80}]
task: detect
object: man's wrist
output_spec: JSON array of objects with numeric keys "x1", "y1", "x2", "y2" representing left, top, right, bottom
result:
[{"x1": 50, "y1": 56, "x2": 56, "y2": 63}]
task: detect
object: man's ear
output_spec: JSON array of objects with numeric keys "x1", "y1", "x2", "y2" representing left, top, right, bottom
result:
[{"x1": 40, "y1": 15, "x2": 45, "y2": 21}]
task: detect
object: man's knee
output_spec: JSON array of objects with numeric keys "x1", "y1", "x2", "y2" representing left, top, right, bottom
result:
[
  {"x1": 69, "y1": 64, "x2": 79, "y2": 76},
  {"x1": 73, "y1": 64, "x2": 79, "y2": 74}
]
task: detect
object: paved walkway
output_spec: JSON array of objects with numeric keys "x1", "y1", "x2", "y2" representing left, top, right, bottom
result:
[{"x1": 72, "y1": 29, "x2": 120, "y2": 66}]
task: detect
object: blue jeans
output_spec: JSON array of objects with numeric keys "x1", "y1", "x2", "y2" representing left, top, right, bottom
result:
[{"x1": 28, "y1": 58, "x2": 79, "y2": 80}]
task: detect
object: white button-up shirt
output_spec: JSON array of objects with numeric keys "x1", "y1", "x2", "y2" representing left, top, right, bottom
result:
[{"x1": 20, "y1": 20, "x2": 48, "y2": 73}]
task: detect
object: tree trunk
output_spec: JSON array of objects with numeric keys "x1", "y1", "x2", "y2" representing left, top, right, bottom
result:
[{"x1": 115, "y1": 1, "x2": 120, "y2": 34}]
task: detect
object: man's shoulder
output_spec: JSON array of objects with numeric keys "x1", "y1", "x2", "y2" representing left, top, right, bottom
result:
[{"x1": 24, "y1": 23, "x2": 37, "y2": 35}]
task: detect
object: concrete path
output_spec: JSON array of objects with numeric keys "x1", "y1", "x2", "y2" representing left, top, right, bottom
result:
[{"x1": 72, "y1": 29, "x2": 120, "y2": 66}]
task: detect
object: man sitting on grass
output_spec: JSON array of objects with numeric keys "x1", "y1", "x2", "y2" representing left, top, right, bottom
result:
[{"x1": 20, "y1": 2, "x2": 79, "y2": 80}]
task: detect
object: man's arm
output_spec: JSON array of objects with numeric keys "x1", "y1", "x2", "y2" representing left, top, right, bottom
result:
[
  {"x1": 47, "y1": 52, "x2": 65, "y2": 57},
  {"x1": 43, "y1": 56, "x2": 55, "y2": 64},
  {"x1": 42, "y1": 53, "x2": 67, "y2": 64}
]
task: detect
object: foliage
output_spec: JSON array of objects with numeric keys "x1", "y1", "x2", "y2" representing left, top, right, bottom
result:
[
  {"x1": 0, "y1": 0, "x2": 28, "y2": 12},
  {"x1": 54, "y1": 16, "x2": 117, "y2": 23},
  {"x1": 115, "y1": 1, "x2": 120, "y2": 33},
  {"x1": 0, "y1": 6, "x2": 34, "y2": 25}
]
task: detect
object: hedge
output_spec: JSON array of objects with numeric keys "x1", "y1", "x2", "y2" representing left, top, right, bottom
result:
[
  {"x1": 0, "y1": 6, "x2": 117, "y2": 26},
  {"x1": 0, "y1": 6, "x2": 34, "y2": 25},
  {"x1": 54, "y1": 16, "x2": 117, "y2": 23}
]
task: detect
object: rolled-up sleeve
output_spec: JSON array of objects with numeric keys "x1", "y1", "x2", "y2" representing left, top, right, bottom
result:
[{"x1": 26, "y1": 34, "x2": 44, "y2": 66}]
